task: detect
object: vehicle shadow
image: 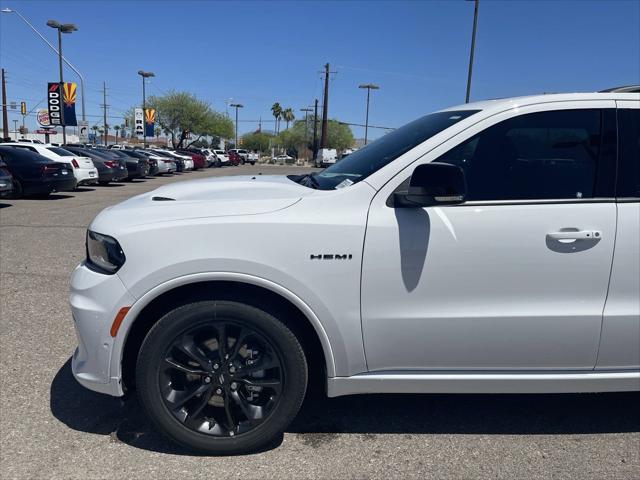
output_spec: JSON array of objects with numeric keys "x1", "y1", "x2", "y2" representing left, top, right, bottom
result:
[
  {"x1": 32, "y1": 193, "x2": 75, "y2": 200},
  {"x1": 0, "y1": 202, "x2": 12, "y2": 208},
  {"x1": 96, "y1": 183, "x2": 125, "y2": 188},
  {"x1": 74, "y1": 187, "x2": 96, "y2": 193},
  {"x1": 50, "y1": 358, "x2": 640, "y2": 456}
]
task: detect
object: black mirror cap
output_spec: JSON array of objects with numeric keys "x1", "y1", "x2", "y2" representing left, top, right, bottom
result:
[{"x1": 394, "y1": 162, "x2": 467, "y2": 208}]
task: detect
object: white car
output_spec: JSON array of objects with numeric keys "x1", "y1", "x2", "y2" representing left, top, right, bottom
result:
[
  {"x1": 70, "y1": 88, "x2": 640, "y2": 454},
  {"x1": 4, "y1": 142, "x2": 98, "y2": 186},
  {"x1": 212, "y1": 149, "x2": 230, "y2": 166},
  {"x1": 143, "y1": 150, "x2": 174, "y2": 174},
  {"x1": 153, "y1": 149, "x2": 193, "y2": 171},
  {"x1": 274, "y1": 153, "x2": 294, "y2": 164}
]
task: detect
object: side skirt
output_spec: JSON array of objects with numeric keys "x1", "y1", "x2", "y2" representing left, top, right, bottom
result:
[{"x1": 327, "y1": 371, "x2": 640, "y2": 397}]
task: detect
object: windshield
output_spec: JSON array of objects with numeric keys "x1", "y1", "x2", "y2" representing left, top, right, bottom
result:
[{"x1": 295, "y1": 110, "x2": 479, "y2": 190}]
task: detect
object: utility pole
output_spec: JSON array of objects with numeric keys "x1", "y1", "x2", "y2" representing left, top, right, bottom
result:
[
  {"x1": 1, "y1": 68, "x2": 8, "y2": 141},
  {"x1": 465, "y1": 0, "x2": 479, "y2": 103},
  {"x1": 312, "y1": 98, "x2": 319, "y2": 160},
  {"x1": 13, "y1": 119, "x2": 18, "y2": 140},
  {"x1": 101, "y1": 81, "x2": 109, "y2": 146},
  {"x1": 320, "y1": 63, "x2": 330, "y2": 149},
  {"x1": 358, "y1": 83, "x2": 379, "y2": 145}
]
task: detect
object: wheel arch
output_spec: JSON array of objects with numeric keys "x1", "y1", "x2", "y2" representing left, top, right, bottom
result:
[{"x1": 115, "y1": 273, "x2": 335, "y2": 393}]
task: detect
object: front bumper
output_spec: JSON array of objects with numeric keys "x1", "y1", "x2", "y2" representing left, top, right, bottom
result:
[{"x1": 70, "y1": 262, "x2": 135, "y2": 397}]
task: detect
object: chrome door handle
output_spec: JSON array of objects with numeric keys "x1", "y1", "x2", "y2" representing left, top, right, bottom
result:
[{"x1": 547, "y1": 230, "x2": 602, "y2": 240}]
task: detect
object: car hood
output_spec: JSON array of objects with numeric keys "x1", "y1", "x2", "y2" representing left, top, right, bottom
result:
[{"x1": 90, "y1": 174, "x2": 314, "y2": 230}]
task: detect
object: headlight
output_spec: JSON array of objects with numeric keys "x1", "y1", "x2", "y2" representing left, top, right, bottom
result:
[{"x1": 86, "y1": 230, "x2": 126, "y2": 274}]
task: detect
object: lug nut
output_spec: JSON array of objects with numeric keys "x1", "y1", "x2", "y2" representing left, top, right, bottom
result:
[
  {"x1": 230, "y1": 382, "x2": 238, "y2": 390},
  {"x1": 204, "y1": 377, "x2": 211, "y2": 384},
  {"x1": 213, "y1": 363, "x2": 219, "y2": 370},
  {"x1": 229, "y1": 366, "x2": 236, "y2": 373},
  {"x1": 215, "y1": 388, "x2": 222, "y2": 395}
]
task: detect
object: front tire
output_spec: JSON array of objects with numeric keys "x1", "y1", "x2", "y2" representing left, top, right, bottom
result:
[{"x1": 136, "y1": 301, "x2": 308, "y2": 455}]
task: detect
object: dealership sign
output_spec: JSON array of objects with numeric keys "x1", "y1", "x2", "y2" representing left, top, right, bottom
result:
[
  {"x1": 47, "y1": 83, "x2": 63, "y2": 126},
  {"x1": 144, "y1": 108, "x2": 155, "y2": 137},
  {"x1": 134, "y1": 108, "x2": 144, "y2": 137},
  {"x1": 36, "y1": 129, "x2": 57, "y2": 134},
  {"x1": 46, "y1": 82, "x2": 78, "y2": 126}
]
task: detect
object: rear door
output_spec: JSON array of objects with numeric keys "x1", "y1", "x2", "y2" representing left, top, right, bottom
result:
[{"x1": 361, "y1": 102, "x2": 618, "y2": 371}]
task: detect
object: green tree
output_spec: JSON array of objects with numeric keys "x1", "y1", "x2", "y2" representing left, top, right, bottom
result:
[
  {"x1": 241, "y1": 131, "x2": 273, "y2": 152},
  {"x1": 143, "y1": 91, "x2": 233, "y2": 148},
  {"x1": 282, "y1": 107, "x2": 295, "y2": 130},
  {"x1": 276, "y1": 116, "x2": 354, "y2": 152},
  {"x1": 271, "y1": 102, "x2": 282, "y2": 135}
]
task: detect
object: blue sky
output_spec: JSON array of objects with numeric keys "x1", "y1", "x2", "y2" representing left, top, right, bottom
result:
[{"x1": 1, "y1": 0, "x2": 639, "y2": 140}]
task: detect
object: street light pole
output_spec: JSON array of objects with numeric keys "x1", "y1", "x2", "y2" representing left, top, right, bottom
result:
[
  {"x1": 358, "y1": 83, "x2": 379, "y2": 145},
  {"x1": 2, "y1": 9, "x2": 85, "y2": 121},
  {"x1": 47, "y1": 20, "x2": 77, "y2": 145},
  {"x1": 465, "y1": 0, "x2": 479, "y2": 103},
  {"x1": 137, "y1": 70, "x2": 155, "y2": 148},
  {"x1": 230, "y1": 103, "x2": 243, "y2": 148}
]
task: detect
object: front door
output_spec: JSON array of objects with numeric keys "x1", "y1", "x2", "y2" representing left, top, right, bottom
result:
[{"x1": 361, "y1": 104, "x2": 617, "y2": 371}]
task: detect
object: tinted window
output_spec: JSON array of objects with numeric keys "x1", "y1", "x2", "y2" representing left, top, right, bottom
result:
[
  {"x1": 617, "y1": 109, "x2": 640, "y2": 198},
  {"x1": 305, "y1": 110, "x2": 479, "y2": 190},
  {"x1": 437, "y1": 109, "x2": 606, "y2": 201},
  {"x1": 47, "y1": 147, "x2": 74, "y2": 156}
]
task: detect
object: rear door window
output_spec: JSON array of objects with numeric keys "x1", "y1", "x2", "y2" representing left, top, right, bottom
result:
[{"x1": 616, "y1": 109, "x2": 640, "y2": 198}]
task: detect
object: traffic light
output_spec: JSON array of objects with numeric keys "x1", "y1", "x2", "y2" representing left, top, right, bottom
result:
[{"x1": 20, "y1": 102, "x2": 26, "y2": 115}]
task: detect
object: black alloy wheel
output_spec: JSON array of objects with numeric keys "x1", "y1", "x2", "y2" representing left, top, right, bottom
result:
[{"x1": 136, "y1": 301, "x2": 307, "y2": 454}]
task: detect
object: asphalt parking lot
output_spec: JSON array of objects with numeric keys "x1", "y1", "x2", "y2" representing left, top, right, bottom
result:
[{"x1": 0, "y1": 164, "x2": 638, "y2": 479}]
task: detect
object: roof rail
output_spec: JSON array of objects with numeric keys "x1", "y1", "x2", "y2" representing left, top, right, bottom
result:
[{"x1": 599, "y1": 85, "x2": 640, "y2": 93}]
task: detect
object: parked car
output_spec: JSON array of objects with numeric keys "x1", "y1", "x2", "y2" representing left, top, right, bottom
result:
[
  {"x1": 0, "y1": 146, "x2": 75, "y2": 197},
  {"x1": 63, "y1": 146, "x2": 128, "y2": 185},
  {"x1": 246, "y1": 151, "x2": 259, "y2": 165},
  {"x1": 274, "y1": 154, "x2": 294, "y2": 165},
  {"x1": 148, "y1": 149, "x2": 181, "y2": 173},
  {"x1": 314, "y1": 148, "x2": 337, "y2": 168},
  {"x1": 69, "y1": 89, "x2": 640, "y2": 455},
  {"x1": 0, "y1": 160, "x2": 14, "y2": 197},
  {"x1": 212, "y1": 149, "x2": 229, "y2": 167},
  {"x1": 227, "y1": 150, "x2": 242, "y2": 166},
  {"x1": 177, "y1": 150, "x2": 206, "y2": 170},
  {"x1": 2, "y1": 142, "x2": 98, "y2": 187},
  {"x1": 106, "y1": 150, "x2": 150, "y2": 180},
  {"x1": 123, "y1": 149, "x2": 159, "y2": 176},
  {"x1": 229, "y1": 148, "x2": 249, "y2": 164},
  {"x1": 186, "y1": 148, "x2": 216, "y2": 167}
]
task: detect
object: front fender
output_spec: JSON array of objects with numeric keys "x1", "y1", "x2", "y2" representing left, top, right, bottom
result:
[{"x1": 110, "y1": 271, "x2": 345, "y2": 385}]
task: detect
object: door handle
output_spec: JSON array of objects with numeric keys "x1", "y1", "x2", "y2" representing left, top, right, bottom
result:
[{"x1": 547, "y1": 230, "x2": 602, "y2": 240}]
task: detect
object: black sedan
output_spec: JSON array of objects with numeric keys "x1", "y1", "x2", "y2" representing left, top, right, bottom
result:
[
  {"x1": 0, "y1": 146, "x2": 76, "y2": 197},
  {"x1": 103, "y1": 149, "x2": 150, "y2": 180},
  {"x1": 63, "y1": 146, "x2": 128, "y2": 185}
]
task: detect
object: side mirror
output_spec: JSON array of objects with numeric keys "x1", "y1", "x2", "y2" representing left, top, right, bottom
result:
[{"x1": 393, "y1": 162, "x2": 467, "y2": 208}]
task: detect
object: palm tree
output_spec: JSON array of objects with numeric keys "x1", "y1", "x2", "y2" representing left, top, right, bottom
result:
[
  {"x1": 114, "y1": 125, "x2": 121, "y2": 145},
  {"x1": 91, "y1": 125, "x2": 99, "y2": 145},
  {"x1": 271, "y1": 102, "x2": 282, "y2": 135},
  {"x1": 282, "y1": 108, "x2": 295, "y2": 130}
]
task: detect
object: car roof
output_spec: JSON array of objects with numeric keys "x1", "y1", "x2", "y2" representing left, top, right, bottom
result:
[{"x1": 442, "y1": 90, "x2": 640, "y2": 114}]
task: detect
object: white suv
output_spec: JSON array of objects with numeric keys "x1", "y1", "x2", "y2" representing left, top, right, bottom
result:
[{"x1": 70, "y1": 89, "x2": 640, "y2": 454}]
